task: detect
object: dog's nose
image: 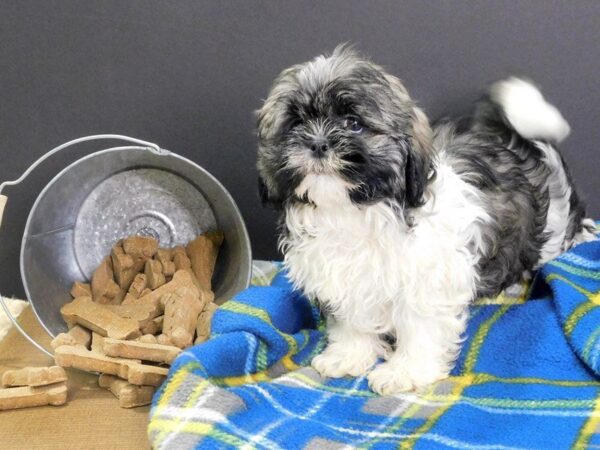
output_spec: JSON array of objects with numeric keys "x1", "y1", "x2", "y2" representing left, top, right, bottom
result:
[{"x1": 310, "y1": 139, "x2": 329, "y2": 154}]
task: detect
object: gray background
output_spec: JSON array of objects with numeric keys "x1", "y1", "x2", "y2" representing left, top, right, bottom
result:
[{"x1": 1, "y1": 1, "x2": 599, "y2": 298}]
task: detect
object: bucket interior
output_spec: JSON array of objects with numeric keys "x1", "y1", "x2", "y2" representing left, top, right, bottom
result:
[{"x1": 21, "y1": 148, "x2": 251, "y2": 337}]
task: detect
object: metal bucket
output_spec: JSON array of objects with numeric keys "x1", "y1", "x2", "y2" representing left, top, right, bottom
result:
[{"x1": 0, "y1": 135, "x2": 252, "y2": 356}]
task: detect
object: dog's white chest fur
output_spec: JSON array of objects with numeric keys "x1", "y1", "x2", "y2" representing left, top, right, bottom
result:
[{"x1": 282, "y1": 167, "x2": 489, "y2": 334}]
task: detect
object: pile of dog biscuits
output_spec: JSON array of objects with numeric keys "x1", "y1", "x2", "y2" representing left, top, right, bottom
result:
[{"x1": 52, "y1": 231, "x2": 223, "y2": 408}]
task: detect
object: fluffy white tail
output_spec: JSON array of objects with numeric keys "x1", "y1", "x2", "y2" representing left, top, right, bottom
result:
[{"x1": 490, "y1": 77, "x2": 570, "y2": 143}]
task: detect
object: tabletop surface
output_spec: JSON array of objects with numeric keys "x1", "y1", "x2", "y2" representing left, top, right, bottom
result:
[{"x1": 0, "y1": 305, "x2": 151, "y2": 450}]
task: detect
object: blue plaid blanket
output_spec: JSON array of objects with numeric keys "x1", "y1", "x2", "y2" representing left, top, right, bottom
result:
[{"x1": 148, "y1": 243, "x2": 600, "y2": 449}]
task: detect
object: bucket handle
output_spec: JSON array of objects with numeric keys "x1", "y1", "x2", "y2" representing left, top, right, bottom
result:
[{"x1": 0, "y1": 134, "x2": 165, "y2": 357}]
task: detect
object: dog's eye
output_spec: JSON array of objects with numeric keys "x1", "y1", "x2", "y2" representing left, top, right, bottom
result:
[{"x1": 343, "y1": 116, "x2": 363, "y2": 134}]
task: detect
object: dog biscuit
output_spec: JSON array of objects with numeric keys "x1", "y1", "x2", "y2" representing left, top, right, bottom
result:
[
  {"x1": 170, "y1": 327, "x2": 193, "y2": 349},
  {"x1": 156, "y1": 248, "x2": 173, "y2": 264},
  {"x1": 141, "y1": 315, "x2": 164, "y2": 335},
  {"x1": 122, "y1": 236, "x2": 158, "y2": 259},
  {"x1": 54, "y1": 346, "x2": 141, "y2": 377},
  {"x1": 2, "y1": 366, "x2": 67, "y2": 388},
  {"x1": 172, "y1": 246, "x2": 191, "y2": 270},
  {"x1": 50, "y1": 333, "x2": 78, "y2": 349},
  {"x1": 161, "y1": 286, "x2": 204, "y2": 349},
  {"x1": 91, "y1": 332, "x2": 105, "y2": 353},
  {"x1": 111, "y1": 243, "x2": 139, "y2": 290},
  {"x1": 126, "y1": 363, "x2": 168, "y2": 387},
  {"x1": 0, "y1": 383, "x2": 68, "y2": 410},
  {"x1": 51, "y1": 325, "x2": 92, "y2": 350},
  {"x1": 156, "y1": 248, "x2": 175, "y2": 277},
  {"x1": 60, "y1": 297, "x2": 141, "y2": 340},
  {"x1": 70, "y1": 281, "x2": 92, "y2": 298},
  {"x1": 156, "y1": 334, "x2": 173, "y2": 346},
  {"x1": 195, "y1": 302, "x2": 219, "y2": 345},
  {"x1": 98, "y1": 374, "x2": 155, "y2": 408},
  {"x1": 171, "y1": 247, "x2": 209, "y2": 291},
  {"x1": 161, "y1": 260, "x2": 176, "y2": 278},
  {"x1": 126, "y1": 270, "x2": 201, "y2": 311},
  {"x1": 128, "y1": 273, "x2": 148, "y2": 298},
  {"x1": 91, "y1": 257, "x2": 123, "y2": 304},
  {"x1": 138, "y1": 334, "x2": 158, "y2": 344},
  {"x1": 145, "y1": 259, "x2": 166, "y2": 290},
  {"x1": 186, "y1": 231, "x2": 224, "y2": 292},
  {"x1": 103, "y1": 338, "x2": 181, "y2": 364},
  {"x1": 105, "y1": 302, "x2": 161, "y2": 331}
]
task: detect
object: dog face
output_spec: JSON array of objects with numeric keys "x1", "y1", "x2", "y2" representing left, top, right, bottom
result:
[{"x1": 256, "y1": 46, "x2": 434, "y2": 210}]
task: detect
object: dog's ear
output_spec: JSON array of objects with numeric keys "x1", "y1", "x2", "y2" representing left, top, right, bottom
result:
[
  {"x1": 258, "y1": 176, "x2": 270, "y2": 204},
  {"x1": 258, "y1": 176, "x2": 283, "y2": 209},
  {"x1": 405, "y1": 107, "x2": 434, "y2": 207},
  {"x1": 404, "y1": 151, "x2": 428, "y2": 207}
]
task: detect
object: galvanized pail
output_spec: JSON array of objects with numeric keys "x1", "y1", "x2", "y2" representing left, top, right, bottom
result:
[{"x1": 0, "y1": 135, "x2": 252, "y2": 356}]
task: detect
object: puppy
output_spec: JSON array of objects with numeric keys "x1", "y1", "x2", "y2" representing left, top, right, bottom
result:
[{"x1": 256, "y1": 46, "x2": 595, "y2": 395}]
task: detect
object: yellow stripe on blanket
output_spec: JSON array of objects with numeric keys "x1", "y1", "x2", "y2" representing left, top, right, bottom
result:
[{"x1": 573, "y1": 394, "x2": 600, "y2": 449}]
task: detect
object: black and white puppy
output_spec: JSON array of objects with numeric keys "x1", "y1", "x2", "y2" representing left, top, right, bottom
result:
[{"x1": 256, "y1": 46, "x2": 596, "y2": 395}]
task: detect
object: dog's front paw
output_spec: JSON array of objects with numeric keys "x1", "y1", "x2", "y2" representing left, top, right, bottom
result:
[
  {"x1": 312, "y1": 346, "x2": 377, "y2": 378},
  {"x1": 367, "y1": 358, "x2": 448, "y2": 395}
]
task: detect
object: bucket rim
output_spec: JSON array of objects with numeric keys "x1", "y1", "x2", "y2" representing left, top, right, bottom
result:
[{"x1": 20, "y1": 145, "x2": 253, "y2": 338}]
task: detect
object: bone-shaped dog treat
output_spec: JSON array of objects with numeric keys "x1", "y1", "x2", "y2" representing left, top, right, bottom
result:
[
  {"x1": 55, "y1": 346, "x2": 147, "y2": 382},
  {"x1": 126, "y1": 363, "x2": 168, "y2": 387},
  {"x1": 124, "y1": 270, "x2": 201, "y2": 311},
  {"x1": 103, "y1": 338, "x2": 181, "y2": 364},
  {"x1": 141, "y1": 315, "x2": 163, "y2": 335},
  {"x1": 70, "y1": 281, "x2": 91, "y2": 298},
  {"x1": 156, "y1": 334, "x2": 172, "y2": 346},
  {"x1": 186, "y1": 231, "x2": 224, "y2": 292},
  {"x1": 162, "y1": 261, "x2": 176, "y2": 278},
  {"x1": 55, "y1": 345, "x2": 152, "y2": 383},
  {"x1": 98, "y1": 374, "x2": 155, "y2": 408},
  {"x1": 51, "y1": 333, "x2": 78, "y2": 349},
  {"x1": 55, "y1": 345, "x2": 128, "y2": 376},
  {"x1": 160, "y1": 286, "x2": 204, "y2": 349},
  {"x1": 171, "y1": 246, "x2": 210, "y2": 291},
  {"x1": 113, "y1": 236, "x2": 159, "y2": 294},
  {"x1": 91, "y1": 332, "x2": 105, "y2": 353},
  {"x1": 138, "y1": 334, "x2": 158, "y2": 344},
  {"x1": 91, "y1": 257, "x2": 123, "y2": 305},
  {"x1": 122, "y1": 273, "x2": 149, "y2": 304},
  {"x1": 92, "y1": 257, "x2": 121, "y2": 303},
  {"x1": 156, "y1": 249, "x2": 176, "y2": 278},
  {"x1": 156, "y1": 248, "x2": 173, "y2": 263},
  {"x1": 176, "y1": 247, "x2": 216, "y2": 294},
  {"x1": 69, "y1": 324, "x2": 93, "y2": 347},
  {"x1": 172, "y1": 246, "x2": 191, "y2": 270},
  {"x1": 195, "y1": 302, "x2": 219, "y2": 345},
  {"x1": 105, "y1": 302, "x2": 161, "y2": 331},
  {"x1": 170, "y1": 328, "x2": 192, "y2": 349},
  {"x1": 111, "y1": 243, "x2": 139, "y2": 291},
  {"x1": 145, "y1": 259, "x2": 166, "y2": 290},
  {"x1": 91, "y1": 257, "x2": 119, "y2": 302},
  {"x1": 128, "y1": 273, "x2": 147, "y2": 299},
  {"x1": 2, "y1": 366, "x2": 67, "y2": 388},
  {"x1": 169, "y1": 246, "x2": 215, "y2": 298},
  {"x1": 51, "y1": 325, "x2": 92, "y2": 350},
  {"x1": 0, "y1": 383, "x2": 68, "y2": 410},
  {"x1": 123, "y1": 236, "x2": 158, "y2": 259},
  {"x1": 60, "y1": 297, "x2": 141, "y2": 340}
]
